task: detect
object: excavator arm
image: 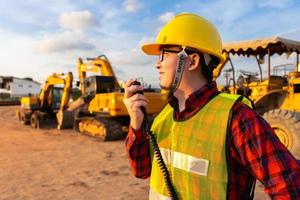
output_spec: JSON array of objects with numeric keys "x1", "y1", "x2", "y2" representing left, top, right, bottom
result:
[{"x1": 59, "y1": 72, "x2": 73, "y2": 111}]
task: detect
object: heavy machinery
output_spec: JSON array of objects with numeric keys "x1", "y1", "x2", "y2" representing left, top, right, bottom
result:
[
  {"x1": 220, "y1": 37, "x2": 300, "y2": 158},
  {"x1": 17, "y1": 72, "x2": 73, "y2": 129},
  {"x1": 66, "y1": 55, "x2": 168, "y2": 141}
]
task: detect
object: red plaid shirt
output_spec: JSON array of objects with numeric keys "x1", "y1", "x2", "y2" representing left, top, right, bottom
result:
[{"x1": 125, "y1": 81, "x2": 300, "y2": 200}]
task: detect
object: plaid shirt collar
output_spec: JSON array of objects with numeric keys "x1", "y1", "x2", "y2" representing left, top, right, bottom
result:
[{"x1": 168, "y1": 81, "x2": 219, "y2": 120}]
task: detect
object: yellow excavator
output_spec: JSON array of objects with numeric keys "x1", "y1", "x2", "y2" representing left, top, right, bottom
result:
[
  {"x1": 17, "y1": 72, "x2": 73, "y2": 129},
  {"x1": 65, "y1": 55, "x2": 168, "y2": 141},
  {"x1": 219, "y1": 37, "x2": 300, "y2": 159}
]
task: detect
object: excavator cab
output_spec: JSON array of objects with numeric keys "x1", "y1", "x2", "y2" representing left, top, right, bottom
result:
[
  {"x1": 20, "y1": 87, "x2": 61, "y2": 111},
  {"x1": 84, "y1": 76, "x2": 116, "y2": 96},
  {"x1": 50, "y1": 87, "x2": 64, "y2": 110}
]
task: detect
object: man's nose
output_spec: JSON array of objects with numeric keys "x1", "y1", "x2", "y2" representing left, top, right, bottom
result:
[{"x1": 155, "y1": 59, "x2": 161, "y2": 69}]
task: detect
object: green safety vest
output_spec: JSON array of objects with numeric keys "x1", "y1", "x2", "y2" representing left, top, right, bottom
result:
[{"x1": 149, "y1": 93, "x2": 252, "y2": 200}]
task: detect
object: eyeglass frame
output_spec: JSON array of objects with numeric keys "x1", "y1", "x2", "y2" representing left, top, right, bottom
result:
[{"x1": 158, "y1": 47, "x2": 200, "y2": 62}]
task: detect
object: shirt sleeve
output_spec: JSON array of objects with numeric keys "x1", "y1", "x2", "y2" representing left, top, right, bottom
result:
[
  {"x1": 230, "y1": 102, "x2": 300, "y2": 199},
  {"x1": 125, "y1": 126, "x2": 151, "y2": 179}
]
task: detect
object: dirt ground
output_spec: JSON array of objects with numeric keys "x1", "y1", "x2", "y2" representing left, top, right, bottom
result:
[{"x1": 0, "y1": 106, "x2": 269, "y2": 200}]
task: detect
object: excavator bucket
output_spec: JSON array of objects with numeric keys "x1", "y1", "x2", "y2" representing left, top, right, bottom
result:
[{"x1": 56, "y1": 110, "x2": 75, "y2": 129}]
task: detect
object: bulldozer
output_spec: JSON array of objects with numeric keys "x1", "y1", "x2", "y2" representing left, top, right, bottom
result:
[
  {"x1": 63, "y1": 55, "x2": 168, "y2": 141},
  {"x1": 16, "y1": 72, "x2": 73, "y2": 129},
  {"x1": 219, "y1": 36, "x2": 300, "y2": 159}
]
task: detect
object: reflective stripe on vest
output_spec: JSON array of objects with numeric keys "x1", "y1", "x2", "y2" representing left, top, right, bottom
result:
[
  {"x1": 150, "y1": 188, "x2": 171, "y2": 200},
  {"x1": 160, "y1": 147, "x2": 209, "y2": 176},
  {"x1": 149, "y1": 93, "x2": 252, "y2": 200}
]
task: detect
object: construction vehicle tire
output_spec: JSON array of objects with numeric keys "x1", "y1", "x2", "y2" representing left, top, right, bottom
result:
[
  {"x1": 20, "y1": 114, "x2": 26, "y2": 124},
  {"x1": 263, "y1": 109, "x2": 300, "y2": 159},
  {"x1": 20, "y1": 112, "x2": 30, "y2": 125},
  {"x1": 30, "y1": 113, "x2": 40, "y2": 129}
]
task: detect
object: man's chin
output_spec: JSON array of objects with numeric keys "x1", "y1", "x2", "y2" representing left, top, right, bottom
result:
[{"x1": 159, "y1": 84, "x2": 171, "y2": 90}]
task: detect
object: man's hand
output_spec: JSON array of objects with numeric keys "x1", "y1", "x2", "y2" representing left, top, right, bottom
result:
[{"x1": 123, "y1": 79, "x2": 148, "y2": 130}]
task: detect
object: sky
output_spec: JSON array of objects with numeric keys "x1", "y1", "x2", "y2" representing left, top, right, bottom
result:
[{"x1": 0, "y1": 0, "x2": 300, "y2": 87}]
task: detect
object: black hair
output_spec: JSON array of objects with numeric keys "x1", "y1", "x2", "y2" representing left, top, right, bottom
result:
[{"x1": 185, "y1": 48, "x2": 220, "y2": 82}]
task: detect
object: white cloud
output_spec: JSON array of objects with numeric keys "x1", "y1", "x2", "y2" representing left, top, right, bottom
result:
[
  {"x1": 0, "y1": 30, "x2": 36, "y2": 77},
  {"x1": 0, "y1": 29, "x2": 76, "y2": 84},
  {"x1": 59, "y1": 10, "x2": 99, "y2": 31},
  {"x1": 110, "y1": 48, "x2": 154, "y2": 67},
  {"x1": 36, "y1": 31, "x2": 96, "y2": 53},
  {"x1": 258, "y1": 0, "x2": 294, "y2": 9},
  {"x1": 203, "y1": 0, "x2": 254, "y2": 27},
  {"x1": 159, "y1": 12, "x2": 175, "y2": 24},
  {"x1": 143, "y1": 12, "x2": 175, "y2": 36},
  {"x1": 139, "y1": 36, "x2": 156, "y2": 46},
  {"x1": 123, "y1": 0, "x2": 141, "y2": 12},
  {"x1": 108, "y1": 48, "x2": 158, "y2": 86},
  {"x1": 278, "y1": 29, "x2": 300, "y2": 41},
  {"x1": 221, "y1": 6, "x2": 300, "y2": 42},
  {"x1": 168, "y1": 0, "x2": 254, "y2": 28},
  {"x1": 36, "y1": 10, "x2": 100, "y2": 54}
]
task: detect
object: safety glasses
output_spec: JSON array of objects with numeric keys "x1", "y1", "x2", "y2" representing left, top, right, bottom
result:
[
  {"x1": 158, "y1": 49, "x2": 182, "y2": 62},
  {"x1": 159, "y1": 48, "x2": 200, "y2": 62}
]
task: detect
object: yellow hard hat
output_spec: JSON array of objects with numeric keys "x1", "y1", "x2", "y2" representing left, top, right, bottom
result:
[{"x1": 141, "y1": 13, "x2": 224, "y2": 64}]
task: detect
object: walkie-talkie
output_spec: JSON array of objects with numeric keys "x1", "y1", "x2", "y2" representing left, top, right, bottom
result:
[
  {"x1": 130, "y1": 80, "x2": 178, "y2": 200},
  {"x1": 131, "y1": 81, "x2": 146, "y2": 114}
]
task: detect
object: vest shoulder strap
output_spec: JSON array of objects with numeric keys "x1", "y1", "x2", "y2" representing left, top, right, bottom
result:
[{"x1": 218, "y1": 93, "x2": 253, "y2": 109}]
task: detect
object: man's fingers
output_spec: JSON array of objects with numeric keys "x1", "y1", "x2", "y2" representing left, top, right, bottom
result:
[
  {"x1": 125, "y1": 79, "x2": 136, "y2": 87},
  {"x1": 128, "y1": 85, "x2": 144, "y2": 94},
  {"x1": 124, "y1": 79, "x2": 144, "y2": 99},
  {"x1": 131, "y1": 101, "x2": 148, "y2": 112},
  {"x1": 124, "y1": 95, "x2": 148, "y2": 107},
  {"x1": 122, "y1": 79, "x2": 148, "y2": 131},
  {"x1": 124, "y1": 79, "x2": 136, "y2": 98},
  {"x1": 123, "y1": 94, "x2": 148, "y2": 109},
  {"x1": 128, "y1": 93, "x2": 148, "y2": 102}
]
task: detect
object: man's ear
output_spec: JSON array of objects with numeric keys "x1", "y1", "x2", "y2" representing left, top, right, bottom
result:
[{"x1": 188, "y1": 53, "x2": 200, "y2": 71}]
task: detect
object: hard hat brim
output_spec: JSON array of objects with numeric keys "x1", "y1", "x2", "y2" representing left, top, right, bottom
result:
[
  {"x1": 141, "y1": 43, "x2": 161, "y2": 55},
  {"x1": 142, "y1": 42, "x2": 189, "y2": 55},
  {"x1": 141, "y1": 43, "x2": 184, "y2": 55},
  {"x1": 142, "y1": 43, "x2": 184, "y2": 55}
]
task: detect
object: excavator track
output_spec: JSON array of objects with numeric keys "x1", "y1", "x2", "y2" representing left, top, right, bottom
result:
[{"x1": 74, "y1": 116, "x2": 126, "y2": 141}]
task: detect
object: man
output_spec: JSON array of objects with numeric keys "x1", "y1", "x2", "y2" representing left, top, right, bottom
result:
[{"x1": 123, "y1": 13, "x2": 300, "y2": 199}]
